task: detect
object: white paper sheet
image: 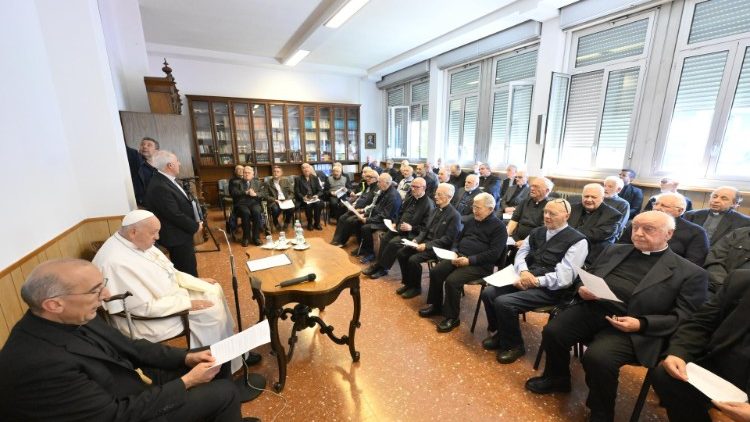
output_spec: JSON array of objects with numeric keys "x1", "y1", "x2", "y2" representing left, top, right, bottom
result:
[
  {"x1": 210, "y1": 320, "x2": 271, "y2": 367},
  {"x1": 279, "y1": 199, "x2": 295, "y2": 210},
  {"x1": 383, "y1": 219, "x2": 398, "y2": 232},
  {"x1": 686, "y1": 362, "x2": 749, "y2": 403},
  {"x1": 483, "y1": 265, "x2": 520, "y2": 287},
  {"x1": 433, "y1": 247, "x2": 458, "y2": 260},
  {"x1": 401, "y1": 239, "x2": 419, "y2": 248},
  {"x1": 507, "y1": 237, "x2": 517, "y2": 246},
  {"x1": 246, "y1": 253, "x2": 292, "y2": 272},
  {"x1": 502, "y1": 213, "x2": 513, "y2": 220},
  {"x1": 577, "y1": 267, "x2": 622, "y2": 302},
  {"x1": 334, "y1": 187, "x2": 348, "y2": 198},
  {"x1": 304, "y1": 197, "x2": 320, "y2": 204},
  {"x1": 342, "y1": 200, "x2": 357, "y2": 213}
]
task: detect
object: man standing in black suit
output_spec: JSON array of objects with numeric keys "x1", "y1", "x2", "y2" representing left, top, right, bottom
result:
[
  {"x1": 618, "y1": 168, "x2": 643, "y2": 220},
  {"x1": 0, "y1": 259, "x2": 258, "y2": 422},
  {"x1": 396, "y1": 183, "x2": 462, "y2": 299},
  {"x1": 684, "y1": 186, "x2": 750, "y2": 245},
  {"x1": 145, "y1": 151, "x2": 201, "y2": 277},
  {"x1": 477, "y1": 163, "x2": 501, "y2": 205},
  {"x1": 569, "y1": 184, "x2": 623, "y2": 265},
  {"x1": 619, "y1": 192, "x2": 709, "y2": 266},
  {"x1": 652, "y1": 269, "x2": 750, "y2": 422},
  {"x1": 525, "y1": 211, "x2": 708, "y2": 422}
]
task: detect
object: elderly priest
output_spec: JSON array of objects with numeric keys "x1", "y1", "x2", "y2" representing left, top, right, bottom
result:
[{"x1": 93, "y1": 210, "x2": 252, "y2": 369}]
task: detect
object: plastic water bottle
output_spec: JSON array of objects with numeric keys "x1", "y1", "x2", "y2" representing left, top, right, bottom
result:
[
  {"x1": 294, "y1": 220, "x2": 304, "y2": 243},
  {"x1": 278, "y1": 231, "x2": 287, "y2": 245}
]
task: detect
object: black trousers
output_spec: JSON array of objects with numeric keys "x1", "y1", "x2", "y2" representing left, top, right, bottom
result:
[
  {"x1": 300, "y1": 201, "x2": 323, "y2": 227},
  {"x1": 427, "y1": 260, "x2": 492, "y2": 319},
  {"x1": 541, "y1": 301, "x2": 639, "y2": 419},
  {"x1": 166, "y1": 241, "x2": 198, "y2": 277},
  {"x1": 651, "y1": 365, "x2": 713, "y2": 422},
  {"x1": 332, "y1": 212, "x2": 363, "y2": 245},
  {"x1": 376, "y1": 232, "x2": 405, "y2": 270},
  {"x1": 269, "y1": 202, "x2": 293, "y2": 226},
  {"x1": 360, "y1": 223, "x2": 384, "y2": 254},
  {"x1": 235, "y1": 203, "x2": 262, "y2": 241},
  {"x1": 329, "y1": 197, "x2": 346, "y2": 220},
  {"x1": 397, "y1": 248, "x2": 435, "y2": 290}
]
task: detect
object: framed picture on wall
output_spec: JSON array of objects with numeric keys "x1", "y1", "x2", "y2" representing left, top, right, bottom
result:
[{"x1": 365, "y1": 133, "x2": 376, "y2": 149}]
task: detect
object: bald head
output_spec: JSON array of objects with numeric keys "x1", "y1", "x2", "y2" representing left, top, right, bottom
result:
[{"x1": 630, "y1": 211, "x2": 675, "y2": 252}]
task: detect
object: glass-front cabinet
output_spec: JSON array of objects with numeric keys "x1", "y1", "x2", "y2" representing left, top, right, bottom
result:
[
  {"x1": 251, "y1": 103, "x2": 270, "y2": 163},
  {"x1": 287, "y1": 105, "x2": 303, "y2": 163},
  {"x1": 304, "y1": 106, "x2": 318, "y2": 162},
  {"x1": 319, "y1": 107, "x2": 332, "y2": 162},
  {"x1": 188, "y1": 95, "x2": 359, "y2": 169}
]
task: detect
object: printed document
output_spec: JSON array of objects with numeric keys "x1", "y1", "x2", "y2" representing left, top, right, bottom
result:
[
  {"x1": 210, "y1": 320, "x2": 270, "y2": 367},
  {"x1": 484, "y1": 265, "x2": 519, "y2": 288}
]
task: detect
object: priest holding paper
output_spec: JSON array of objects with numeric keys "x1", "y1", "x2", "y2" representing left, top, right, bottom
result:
[
  {"x1": 652, "y1": 269, "x2": 750, "y2": 422},
  {"x1": 480, "y1": 198, "x2": 587, "y2": 364},
  {"x1": 93, "y1": 210, "x2": 254, "y2": 371},
  {"x1": 525, "y1": 211, "x2": 708, "y2": 422}
]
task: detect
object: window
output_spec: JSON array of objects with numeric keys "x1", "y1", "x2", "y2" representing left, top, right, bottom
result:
[
  {"x1": 547, "y1": 14, "x2": 652, "y2": 172},
  {"x1": 386, "y1": 79, "x2": 429, "y2": 159},
  {"x1": 657, "y1": 0, "x2": 750, "y2": 180},
  {"x1": 445, "y1": 47, "x2": 539, "y2": 167}
]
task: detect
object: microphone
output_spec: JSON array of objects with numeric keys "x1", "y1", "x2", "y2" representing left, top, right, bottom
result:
[{"x1": 276, "y1": 273, "x2": 316, "y2": 288}]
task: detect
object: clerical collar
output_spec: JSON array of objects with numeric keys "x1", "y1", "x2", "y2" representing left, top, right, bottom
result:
[{"x1": 640, "y1": 246, "x2": 668, "y2": 255}]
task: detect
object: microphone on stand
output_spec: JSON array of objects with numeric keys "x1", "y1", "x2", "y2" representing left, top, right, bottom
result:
[
  {"x1": 276, "y1": 273, "x2": 316, "y2": 288},
  {"x1": 217, "y1": 228, "x2": 266, "y2": 402}
]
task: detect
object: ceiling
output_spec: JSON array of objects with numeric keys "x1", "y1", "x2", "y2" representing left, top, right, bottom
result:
[{"x1": 139, "y1": 0, "x2": 576, "y2": 79}]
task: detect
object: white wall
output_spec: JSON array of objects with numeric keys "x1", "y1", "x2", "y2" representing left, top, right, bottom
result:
[
  {"x1": 146, "y1": 54, "x2": 380, "y2": 160},
  {"x1": 0, "y1": 0, "x2": 132, "y2": 269}
]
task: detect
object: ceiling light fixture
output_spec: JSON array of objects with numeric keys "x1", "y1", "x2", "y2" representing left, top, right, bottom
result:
[
  {"x1": 324, "y1": 0, "x2": 369, "y2": 29},
  {"x1": 284, "y1": 49, "x2": 310, "y2": 67}
]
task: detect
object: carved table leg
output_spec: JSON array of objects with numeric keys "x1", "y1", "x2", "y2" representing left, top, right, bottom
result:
[
  {"x1": 265, "y1": 303, "x2": 287, "y2": 392},
  {"x1": 348, "y1": 279, "x2": 361, "y2": 362}
]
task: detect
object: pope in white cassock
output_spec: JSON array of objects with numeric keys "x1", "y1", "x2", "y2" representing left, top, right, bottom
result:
[{"x1": 93, "y1": 210, "x2": 244, "y2": 370}]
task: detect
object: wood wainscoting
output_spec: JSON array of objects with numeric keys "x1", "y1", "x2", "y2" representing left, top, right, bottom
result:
[{"x1": 0, "y1": 216, "x2": 123, "y2": 347}]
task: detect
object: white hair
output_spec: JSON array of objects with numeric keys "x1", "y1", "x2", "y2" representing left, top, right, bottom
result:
[
  {"x1": 474, "y1": 192, "x2": 496, "y2": 209},
  {"x1": 604, "y1": 176, "x2": 624, "y2": 190},
  {"x1": 151, "y1": 150, "x2": 176, "y2": 171}
]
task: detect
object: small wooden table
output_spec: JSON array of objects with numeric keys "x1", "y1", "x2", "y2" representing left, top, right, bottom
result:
[{"x1": 245, "y1": 238, "x2": 362, "y2": 392}]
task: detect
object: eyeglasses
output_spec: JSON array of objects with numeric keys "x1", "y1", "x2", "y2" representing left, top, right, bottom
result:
[
  {"x1": 49, "y1": 278, "x2": 109, "y2": 299},
  {"x1": 550, "y1": 198, "x2": 571, "y2": 214}
]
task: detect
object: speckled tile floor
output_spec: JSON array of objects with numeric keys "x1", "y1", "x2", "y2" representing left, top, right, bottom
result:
[{"x1": 195, "y1": 210, "x2": 668, "y2": 422}]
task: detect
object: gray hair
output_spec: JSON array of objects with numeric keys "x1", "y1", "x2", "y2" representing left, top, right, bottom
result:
[
  {"x1": 438, "y1": 182, "x2": 455, "y2": 198},
  {"x1": 714, "y1": 185, "x2": 743, "y2": 205},
  {"x1": 604, "y1": 176, "x2": 624, "y2": 190},
  {"x1": 583, "y1": 183, "x2": 605, "y2": 196},
  {"x1": 379, "y1": 173, "x2": 393, "y2": 184},
  {"x1": 474, "y1": 192, "x2": 496, "y2": 209},
  {"x1": 534, "y1": 177, "x2": 554, "y2": 191},
  {"x1": 141, "y1": 137, "x2": 160, "y2": 149},
  {"x1": 151, "y1": 150, "x2": 176, "y2": 171},
  {"x1": 656, "y1": 192, "x2": 687, "y2": 212},
  {"x1": 20, "y1": 259, "x2": 89, "y2": 312},
  {"x1": 466, "y1": 174, "x2": 480, "y2": 187}
]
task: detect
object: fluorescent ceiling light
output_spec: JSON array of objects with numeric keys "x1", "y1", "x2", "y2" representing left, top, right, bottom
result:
[
  {"x1": 325, "y1": 0, "x2": 369, "y2": 29},
  {"x1": 284, "y1": 49, "x2": 310, "y2": 67}
]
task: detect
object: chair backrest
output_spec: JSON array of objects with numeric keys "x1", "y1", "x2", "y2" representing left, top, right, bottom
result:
[{"x1": 218, "y1": 179, "x2": 229, "y2": 196}]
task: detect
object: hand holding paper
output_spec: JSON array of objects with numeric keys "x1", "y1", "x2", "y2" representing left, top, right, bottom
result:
[
  {"x1": 383, "y1": 219, "x2": 398, "y2": 233},
  {"x1": 210, "y1": 320, "x2": 271, "y2": 367},
  {"x1": 483, "y1": 265, "x2": 519, "y2": 288},
  {"x1": 686, "y1": 362, "x2": 749, "y2": 403},
  {"x1": 576, "y1": 267, "x2": 622, "y2": 302},
  {"x1": 433, "y1": 246, "x2": 458, "y2": 260},
  {"x1": 401, "y1": 239, "x2": 419, "y2": 248}
]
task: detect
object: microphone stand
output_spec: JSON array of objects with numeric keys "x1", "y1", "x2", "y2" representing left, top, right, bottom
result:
[{"x1": 218, "y1": 228, "x2": 266, "y2": 402}]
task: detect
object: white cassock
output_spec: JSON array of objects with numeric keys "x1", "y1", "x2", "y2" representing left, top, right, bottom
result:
[{"x1": 93, "y1": 233, "x2": 240, "y2": 371}]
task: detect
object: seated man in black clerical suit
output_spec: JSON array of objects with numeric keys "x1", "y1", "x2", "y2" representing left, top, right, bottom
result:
[
  {"x1": 525, "y1": 211, "x2": 708, "y2": 422},
  {"x1": 652, "y1": 269, "x2": 750, "y2": 422},
  {"x1": 229, "y1": 166, "x2": 264, "y2": 246},
  {"x1": 684, "y1": 186, "x2": 750, "y2": 246},
  {"x1": 451, "y1": 173, "x2": 481, "y2": 218},
  {"x1": 568, "y1": 183, "x2": 622, "y2": 265},
  {"x1": 0, "y1": 259, "x2": 258, "y2": 422}
]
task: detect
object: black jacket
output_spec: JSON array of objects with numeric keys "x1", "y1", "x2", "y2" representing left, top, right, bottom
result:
[
  {"x1": 684, "y1": 208, "x2": 750, "y2": 245},
  {"x1": 620, "y1": 183, "x2": 644, "y2": 220},
  {"x1": 229, "y1": 177, "x2": 264, "y2": 207},
  {"x1": 396, "y1": 194, "x2": 434, "y2": 238},
  {"x1": 414, "y1": 204, "x2": 462, "y2": 250},
  {"x1": 619, "y1": 216, "x2": 709, "y2": 266},
  {"x1": 569, "y1": 202, "x2": 622, "y2": 265},
  {"x1": 453, "y1": 214, "x2": 507, "y2": 271},
  {"x1": 478, "y1": 174, "x2": 502, "y2": 203},
  {"x1": 500, "y1": 183, "x2": 530, "y2": 210},
  {"x1": 367, "y1": 185, "x2": 401, "y2": 226},
  {"x1": 451, "y1": 187, "x2": 481, "y2": 216},
  {"x1": 294, "y1": 174, "x2": 323, "y2": 202},
  {"x1": 0, "y1": 312, "x2": 188, "y2": 421},
  {"x1": 703, "y1": 226, "x2": 750, "y2": 292},
  {"x1": 144, "y1": 172, "x2": 199, "y2": 247}
]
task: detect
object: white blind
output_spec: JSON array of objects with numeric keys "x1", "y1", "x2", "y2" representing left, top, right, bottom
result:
[
  {"x1": 450, "y1": 67, "x2": 480, "y2": 95},
  {"x1": 411, "y1": 81, "x2": 429, "y2": 103},
  {"x1": 410, "y1": 104, "x2": 422, "y2": 158},
  {"x1": 490, "y1": 90, "x2": 509, "y2": 163},
  {"x1": 717, "y1": 47, "x2": 750, "y2": 175},
  {"x1": 496, "y1": 50, "x2": 538, "y2": 84},
  {"x1": 575, "y1": 19, "x2": 649, "y2": 67},
  {"x1": 389, "y1": 106, "x2": 408, "y2": 157},
  {"x1": 560, "y1": 71, "x2": 604, "y2": 165},
  {"x1": 447, "y1": 99, "x2": 462, "y2": 160},
  {"x1": 544, "y1": 73, "x2": 570, "y2": 168},
  {"x1": 596, "y1": 67, "x2": 640, "y2": 168},
  {"x1": 461, "y1": 96, "x2": 479, "y2": 162},
  {"x1": 661, "y1": 51, "x2": 728, "y2": 172},
  {"x1": 420, "y1": 104, "x2": 429, "y2": 159},
  {"x1": 508, "y1": 85, "x2": 533, "y2": 165},
  {"x1": 689, "y1": 0, "x2": 750, "y2": 44},
  {"x1": 388, "y1": 87, "x2": 405, "y2": 107}
]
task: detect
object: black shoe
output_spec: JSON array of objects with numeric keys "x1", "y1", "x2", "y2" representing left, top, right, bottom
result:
[
  {"x1": 525, "y1": 375, "x2": 572, "y2": 394},
  {"x1": 496, "y1": 345, "x2": 525, "y2": 364},
  {"x1": 395, "y1": 285, "x2": 409, "y2": 295},
  {"x1": 359, "y1": 254, "x2": 375, "y2": 264},
  {"x1": 242, "y1": 418, "x2": 261, "y2": 422},
  {"x1": 274, "y1": 222, "x2": 282, "y2": 231},
  {"x1": 314, "y1": 224, "x2": 323, "y2": 231},
  {"x1": 362, "y1": 265, "x2": 380, "y2": 276},
  {"x1": 588, "y1": 410, "x2": 611, "y2": 422},
  {"x1": 307, "y1": 224, "x2": 314, "y2": 231},
  {"x1": 400, "y1": 288, "x2": 421, "y2": 299},
  {"x1": 418, "y1": 304, "x2": 440, "y2": 318},
  {"x1": 436, "y1": 318, "x2": 460, "y2": 333},
  {"x1": 244, "y1": 351, "x2": 262, "y2": 366},
  {"x1": 283, "y1": 223, "x2": 290, "y2": 230},
  {"x1": 253, "y1": 238, "x2": 263, "y2": 246},
  {"x1": 369, "y1": 269, "x2": 388, "y2": 279},
  {"x1": 241, "y1": 239, "x2": 250, "y2": 247},
  {"x1": 482, "y1": 334, "x2": 500, "y2": 350}
]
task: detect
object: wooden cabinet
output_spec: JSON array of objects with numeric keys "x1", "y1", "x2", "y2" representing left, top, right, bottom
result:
[{"x1": 187, "y1": 95, "x2": 361, "y2": 205}]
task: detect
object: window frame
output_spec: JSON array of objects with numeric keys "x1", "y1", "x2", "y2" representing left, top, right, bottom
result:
[
  {"x1": 444, "y1": 63, "x2": 482, "y2": 165},
  {"x1": 385, "y1": 78, "x2": 430, "y2": 160}
]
